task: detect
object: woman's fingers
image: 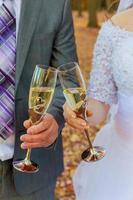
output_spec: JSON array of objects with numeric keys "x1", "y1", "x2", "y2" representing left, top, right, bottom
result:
[
  {"x1": 63, "y1": 102, "x2": 89, "y2": 130},
  {"x1": 63, "y1": 103, "x2": 76, "y2": 119},
  {"x1": 68, "y1": 116, "x2": 88, "y2": 131}
]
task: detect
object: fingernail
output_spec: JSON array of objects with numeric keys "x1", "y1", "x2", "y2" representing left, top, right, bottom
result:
[
  {"x1": 81, "y1": 122, "x2": 87, "y2": 126},
  {"x1": 86, "y1": 125, "x2": 90, "y2": 129},
  {"x1": 72, "y1": 115, "x2": 76, "y2": 118},
  {"x1": 21, "y1": 143, "x2": 26, "y2": 149},
  {"x1": 27, "y1": 129, "x2": 31, "y2": 134},
  {"x1": 20, "y1": 135, "x2": 24, "y2": 141}
]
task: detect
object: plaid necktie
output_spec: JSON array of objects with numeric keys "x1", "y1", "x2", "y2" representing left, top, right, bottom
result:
[{"x1": 0, "y1": 3, "x2": 16, "y2": 140}]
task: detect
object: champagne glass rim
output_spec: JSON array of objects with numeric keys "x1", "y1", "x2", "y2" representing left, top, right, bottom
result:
[
  {"x1": 36, "y1": 64, "x2": 57, "y2": 72},
  {"x1": 58, "y1": 62, "x2": 79, "y2": 73}
]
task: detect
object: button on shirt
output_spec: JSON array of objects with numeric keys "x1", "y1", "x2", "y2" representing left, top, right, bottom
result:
[{"x1": 0, "y1": 0, "x2": 21, "y2": 161}]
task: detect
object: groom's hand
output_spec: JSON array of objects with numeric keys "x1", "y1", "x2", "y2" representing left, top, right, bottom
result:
[{"x1": 21, "y1": 113, "x2": 59, "y2": 149}]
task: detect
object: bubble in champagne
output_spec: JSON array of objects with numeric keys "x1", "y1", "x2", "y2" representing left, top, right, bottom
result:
[{"x1": 36, "y1": 97, "x2": 43, "y2": 104}]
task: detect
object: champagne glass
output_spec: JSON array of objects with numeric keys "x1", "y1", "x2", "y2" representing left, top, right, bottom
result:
[
  {"x1": 13, "y1": 65, "x2": 57, "y2": 173},
  {"x1": 58, "y1": 62, "x2": 105, "y2": 162}
]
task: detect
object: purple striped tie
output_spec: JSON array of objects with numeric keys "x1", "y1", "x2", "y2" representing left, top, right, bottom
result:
[{"x1": 0, "y1": 3, "x2": 16, "y2": 140}]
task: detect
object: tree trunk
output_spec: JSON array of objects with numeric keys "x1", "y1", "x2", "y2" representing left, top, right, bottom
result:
[
  {"x1": 77, "y1": 0, "x2": 82, "y2": 17},
  {"x1": 88, "y1": 0, "x2": 98, "y2": 27},
  {"x1": 106, "y1": 0, "x2": 113, "y2": 10}
]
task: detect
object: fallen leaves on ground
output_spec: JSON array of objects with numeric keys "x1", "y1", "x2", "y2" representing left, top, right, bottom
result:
[{"x1": 55, "y1": 11, "x2": 106, "y2": 200}]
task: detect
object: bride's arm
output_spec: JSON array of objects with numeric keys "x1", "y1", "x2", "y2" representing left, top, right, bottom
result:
[{"x1": 63, "y1": 21, "x2": 118, "y2": 130}]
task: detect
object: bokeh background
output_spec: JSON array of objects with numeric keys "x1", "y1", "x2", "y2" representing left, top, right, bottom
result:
[{"x1": 55, "y1": 0, "x2": 119, "y2": 199}]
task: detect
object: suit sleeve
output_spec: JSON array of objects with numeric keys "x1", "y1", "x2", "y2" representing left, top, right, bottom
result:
[{"x1": 47, "y1": 0, "x2": 78, "y2": 130}]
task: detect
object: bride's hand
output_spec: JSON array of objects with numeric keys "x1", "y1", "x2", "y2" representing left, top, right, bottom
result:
[{"x1": 63, "y1": 102, "x2": 89, "y2": 131}]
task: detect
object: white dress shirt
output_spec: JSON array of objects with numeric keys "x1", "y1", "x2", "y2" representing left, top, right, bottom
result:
[{"x1": 0, "y1": 0, "x2": 21, "y2": 161}]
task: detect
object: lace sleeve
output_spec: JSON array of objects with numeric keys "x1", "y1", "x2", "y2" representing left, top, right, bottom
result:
[{"x1": 87, "y1": 22, "x2": 118, "y2": 105}]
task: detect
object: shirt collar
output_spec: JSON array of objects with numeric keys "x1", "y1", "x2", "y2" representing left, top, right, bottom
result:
[{"x1": 0, "y1": 0, "x2": 14, "y2": 6}]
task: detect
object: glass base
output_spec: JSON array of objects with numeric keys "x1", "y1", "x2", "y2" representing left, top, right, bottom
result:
[
  {"x1": 13, "y1": 159, "x2": 39, "y2": 173},
  {"x1": 81, "y1": 146, "x2": 106, "y2": 162}
]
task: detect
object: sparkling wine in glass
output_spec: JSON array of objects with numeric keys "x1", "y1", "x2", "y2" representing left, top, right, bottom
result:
[
  {"x1": 13, "y1": 65, "x2": 57, "y2": 173},
  {"x1": 58, "y1": 62, "x2": 105, "y2": 162}
]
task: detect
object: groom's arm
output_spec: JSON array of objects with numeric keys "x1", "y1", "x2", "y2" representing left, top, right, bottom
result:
[
  {"x1": 21, "y1": 0, "x2": 78, "y2": 149},
  {"x1": 47, "y1": 0, "x2": 78, "y2": 130}
]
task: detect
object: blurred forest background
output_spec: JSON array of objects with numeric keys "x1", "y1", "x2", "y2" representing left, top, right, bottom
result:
[
  {"x1": 56, "y1": 0, "x2": 119, "y2": 199},
  {"x1": 72, "y1": 0, "x2": 119, "y2": 27}
]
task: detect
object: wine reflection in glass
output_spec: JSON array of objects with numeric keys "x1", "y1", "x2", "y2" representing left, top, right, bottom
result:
[
  {"x1": 13, "y1": 65, "x2": 57, "y2": 173},
  {"x1": 58, "y1": 62, "x2": 105, "y2": 162}
]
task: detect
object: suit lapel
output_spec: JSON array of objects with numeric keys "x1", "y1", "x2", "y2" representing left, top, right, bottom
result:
[{"x1": 15, "y1": 0, "x2": 42, "y2": 92}]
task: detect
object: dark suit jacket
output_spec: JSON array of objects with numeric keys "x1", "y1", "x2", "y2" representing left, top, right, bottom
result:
[{"x1": 13, "y1": 0, "x2": 77, "y2": 195}]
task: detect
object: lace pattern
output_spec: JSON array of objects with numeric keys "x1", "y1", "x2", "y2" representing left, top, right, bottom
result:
[{"x1": 87, "y1": 20, "x2": 133, "y2": 105}]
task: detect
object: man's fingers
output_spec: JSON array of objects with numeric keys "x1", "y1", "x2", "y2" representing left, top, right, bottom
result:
[
  {"x1": 21, "y1": 142, "x2": 45, "y2": 149},
  {"x1": 21, "y1": 123, "x2": 57, "y2": 149},
  {"x1": 27, "y1": 122, "x2": 47, "y2": 135},
  {"x1": 21, "y1": 123, "x2": 56, "y2": 143},
  {"x1": 27, "y1": 114, "x2": 54, "y2": 135},
  {"x1": 26, "y1": 119, "x2": 50, "y2": 135},
  {"x1": 21, "y1": 113, "x2": 59, "y2": 149},
  {"x1": 21, "y1": 133, "x2": 43, "y2": 143},
  {"x1": 23, "y1": 120, "x2": 32, "y2": 129}
]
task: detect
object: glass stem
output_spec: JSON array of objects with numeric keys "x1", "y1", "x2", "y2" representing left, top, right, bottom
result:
[
  {"x1": 82, "y1": 106, "x2": 94, "y2": 150},
  {"x1": 84, "y1": 129, "x2": 93, "y2": 149},
  {"x1": 25, "y1": 149, "x2": 31, "y2": 161},
  {"x1": 24, "y1": 120, "x2": 33, "y2": 162}
]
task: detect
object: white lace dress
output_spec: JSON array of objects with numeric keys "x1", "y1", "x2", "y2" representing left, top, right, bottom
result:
[{"x1": 73, "y1": 20, "x2": 133, "y2": 200}]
